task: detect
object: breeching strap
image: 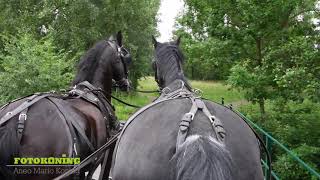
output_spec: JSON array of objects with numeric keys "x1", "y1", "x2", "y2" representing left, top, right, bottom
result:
[
  {"x1": 53, "y1": 132, "x2": 120, "y2": 180},
  {"x1": 0, "y1": 93, "x2": 53, "y2": 126},
  {"x1": 176, "y1": 97, "x2": 226, "y2": 150}
]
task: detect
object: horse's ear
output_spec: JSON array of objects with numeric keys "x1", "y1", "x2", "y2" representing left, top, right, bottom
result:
[
  {"x1": 116, "y1": 31, "x2": 123, "y2": 47},
  {"x1": 152, "y1": 35, "x2": 158, "y2": 48},
  {"x1": 176, "y1": 36, "x2": 181, "y2": 46}
]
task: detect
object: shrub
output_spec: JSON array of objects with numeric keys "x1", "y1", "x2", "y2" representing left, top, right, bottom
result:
[{"x1": 0, "y1": 33, "x2": 74, "y2": 104}]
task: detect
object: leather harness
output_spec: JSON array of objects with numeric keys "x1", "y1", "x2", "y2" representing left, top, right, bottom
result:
[
  {"x1": 0, "y1": 81, "x2": 116, "y2": 159},
  {"x1": 156, "y1": 80, "x2": 226, "y2": 147},
  {"x1": 109, "y1": 79, "x2": 226, "y2": 178}
]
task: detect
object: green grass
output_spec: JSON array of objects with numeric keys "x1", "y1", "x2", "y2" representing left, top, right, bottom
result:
[
  {"x1": 190, "y1": 80, "x2": 244, "y2": 103},
  {"x1": 112, "y1": 77, "x2": 245, "y2": 120}
]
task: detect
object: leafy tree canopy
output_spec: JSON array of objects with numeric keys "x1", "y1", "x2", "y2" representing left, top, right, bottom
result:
[{"x1": 0, "y1": 0, "x2": 160, "y2": 91}]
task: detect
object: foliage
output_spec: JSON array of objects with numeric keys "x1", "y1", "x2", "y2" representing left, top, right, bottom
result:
[
  {"x1": 177, "y1": 34, "x2": 235, "y2": 80},
  {"x1": 177, "y1": 0, "x2": 320, "y2": 117},
  {"x1": 273, "y1": 145, "x2": 320, "y2": 180},
  {"x1": 177, "y1": 1, "x2": 320, "y2": 176},
  {"x1": 0, "y1": 0, "x2": 160, "y2": 88},
  {"x1": 0, "y1": 33, "x2": 74, "y2": 104},
  {"x1": 239, "y1": 99, "x2": 320, "y2": 178}
]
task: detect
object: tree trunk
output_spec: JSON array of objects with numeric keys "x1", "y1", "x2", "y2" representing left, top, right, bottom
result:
[
  {"x1": 256, "y1": 37, "x2": 266, "y2": 120},
  {"x1": 191, "y1": 65, "x2": 194, "y2": 79},
  {"x1": 258, "y1": 98, "x2": 266, "y2": 121},
  {"x1": 256, "y1": 38, "x2": 262, "y2": 66}
]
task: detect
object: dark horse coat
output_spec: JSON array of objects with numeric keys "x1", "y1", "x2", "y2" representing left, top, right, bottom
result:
[
  {"x1": 111, "y1": 85, "x2": 263, "y2": 180},
  {"x1": 110, "y1": 37, "x2": 264, "y2": 180},
  {"x1": 0, "y1": 31, "x2": 131, "y2": 180}
]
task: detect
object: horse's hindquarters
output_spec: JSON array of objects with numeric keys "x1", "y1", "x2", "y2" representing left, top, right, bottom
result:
[
  {"x1": 204, "y1": 101, "x2": 264, "y2": 179},
  {"x1": 111, "y1": 99, "x2": 191, "y2": 180},
  {"x1": 112, "y1": 98, "x2": 264, "y2": 180},
  {"x1": 0, "y1": 98, "x2": 74, "y2": 179}
]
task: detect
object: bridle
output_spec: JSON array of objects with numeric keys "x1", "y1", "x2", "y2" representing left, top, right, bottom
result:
[
  {"x1": 119, "y1": 46, "x2": 130, "y2": 76},
  {"x1": 107, "y1": 40, "x2": 131, "y2": 89}
]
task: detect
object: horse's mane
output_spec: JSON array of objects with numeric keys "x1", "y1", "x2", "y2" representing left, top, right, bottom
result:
[
  {"x1": 156, "y1": 44, "x2": 185, "y2": 67},
  {"x1": 72, "y1": 40, "x2": 108, "y2": 85},
  {"x1": 155, "y1": 44, "x2": 191, "y2": 89}
]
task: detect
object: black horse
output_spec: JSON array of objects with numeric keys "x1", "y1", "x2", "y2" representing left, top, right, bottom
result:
[
  {"x1": 110, "y1": 37, "x2": 264, "y2": 180},
  {"x1": 0, "y1": 31, "x2": 131, "y2": 180}
]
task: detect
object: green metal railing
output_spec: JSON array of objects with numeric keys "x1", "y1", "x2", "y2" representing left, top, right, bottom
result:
[{"x1": 235, "y1": 110, "x2": 320, "y2": 180}]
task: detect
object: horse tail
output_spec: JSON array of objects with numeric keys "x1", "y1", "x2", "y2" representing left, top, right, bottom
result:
[{"x1": 170, "y1": 135, "x2": 234, "y2": 180}]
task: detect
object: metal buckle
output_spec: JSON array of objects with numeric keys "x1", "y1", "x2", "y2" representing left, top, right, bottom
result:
[
  {"x1": 185, "y1": 112, "x2": 194, "y2": 120},
  {"x1": 209, "y1": 116, "x2": 215, "y2": 124},
  {"x1": 162, "y1": 87, "x2": 171, "y2": 94},
  {"x1": 193, "y1": 88, "x2": 203, "y2": 98},
  {"x1": 19, "y1": 113, "x2": 27, "y2": 121}
]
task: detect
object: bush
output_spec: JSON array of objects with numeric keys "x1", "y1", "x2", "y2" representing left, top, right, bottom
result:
[
  {"x1": 273, "y1": 145, "x2": 320, "y2": 180},
  {"x1": 239, "y1": 100, "x2": 320, "y2": 178},
  {"x1": 0, "y1": 33, "x2": 74, "y2": 104}
]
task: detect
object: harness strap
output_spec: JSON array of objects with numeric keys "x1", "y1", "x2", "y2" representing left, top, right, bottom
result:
[
  {"x1": 70, "y1": 81, "x2": 117, "y2": 132},
  {"x1": 53, "y1": 132, "x2": 120, "y2": 180},
  {"x1": 109, "y1": 96, "x2": 186, "y2": 178},
  {"x1": 17, "y1": 108, "x2": 28, "y2": 143},
  {"x1": 195, "y1": 99, "x2": 226, "y2": 141},
  {"x1": 176, "y1": 98, "x2": 197, "y2": 149},
  {"x1": 77, "y1": 81, "x2": 99, "y2": 91},
  {"x1": 0, "y1": 93, "x2": 53, "y2": 126},
  {"x1": 176, "y1": 98, "x2": 226, "y2": 149},
  {"x1": 98, "y1": 148, "x2": 111, "y2": 180},
  {"x1": 69, "y1": 89, "x2": 99, "y2": 106},
  {"x1": 48, "y1": 98, "x2": 95, "y2": 152}
]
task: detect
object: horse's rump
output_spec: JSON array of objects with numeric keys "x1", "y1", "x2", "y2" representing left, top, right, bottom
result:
[
  {"x1": 112, "y1": 98, "x2": 263, "y2": 180},
  {"x1": 0, "y1": 99, "x2": 29, "y2": 166},
  {"x1": 0, "y1": 97, "x2": 75, "y2": 174}
]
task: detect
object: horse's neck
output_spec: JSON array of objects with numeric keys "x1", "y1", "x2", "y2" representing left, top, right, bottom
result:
[
  {"x1": 162, "y1": 73, "x2": 192, "y2": 92},
  {"x1": 157, "y1": 79, "x2": 192, "y2": 101},
  {"x1": 91, "y1": 79, "x2": 112, "y2": 102}
]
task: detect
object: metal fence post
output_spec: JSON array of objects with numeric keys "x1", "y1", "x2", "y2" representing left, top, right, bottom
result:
[{"x1": 265, "y1": 134, "x2": 272, "y2": 180}]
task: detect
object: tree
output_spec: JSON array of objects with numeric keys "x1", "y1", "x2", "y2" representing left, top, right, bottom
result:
[
  {"x1": 0, "y1": 0, "x2": 160, "y2": 89},
  {"x1": 0, "y1": 33, "x2": 73, "y2": 103},
  {"x1": 178, "y1": 0, "x2": 320, "y2": 117}
]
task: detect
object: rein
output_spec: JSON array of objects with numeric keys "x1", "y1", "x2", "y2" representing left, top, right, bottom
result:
[
  {"x1": 53, "y1": 132, "x2": 121, "y2": 180},
  {"x1": 110, "y1": 95, "x2": 141, "y2": 108},
  {"x1": 113, "y1": 82, "x2": 160, "y2": 94},
  {"x1": 132, "y1": 89, "x2": 160, "y2": 93},
  {"x1": 90, "y1": 89, "x2": 142, "y2": 108}
]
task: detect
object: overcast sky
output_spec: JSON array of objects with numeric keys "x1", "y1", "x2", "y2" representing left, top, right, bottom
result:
[{"x1": 157, "y1": 0, "x2": 184, "y2": 42}]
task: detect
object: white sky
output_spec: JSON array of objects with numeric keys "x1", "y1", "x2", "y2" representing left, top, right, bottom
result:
[{"x1": 157, "y1": 0, "x2": 184, "y2": 42}]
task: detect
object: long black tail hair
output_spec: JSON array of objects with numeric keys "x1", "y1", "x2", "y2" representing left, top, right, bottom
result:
[{"x1": 170, "y1": 135, "x2": 234, "y2": 180}]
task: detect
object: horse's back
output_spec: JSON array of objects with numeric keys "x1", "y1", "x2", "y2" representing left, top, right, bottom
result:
[
  {"x1": 203, "y1": 100, "x2": 263, "y2": 179},
  {"x1": 0, "y1": 97, "x2": 73, "y2": 157},
  {"x1": 112, "y1": 98, "x2": 189, "y2": 180},
  {"x1": 112, "y1": 98, "x2": 263, "y2": 180},
  {"x1": 0, "y1": 99, "x2": 25, "y2": 167}
]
